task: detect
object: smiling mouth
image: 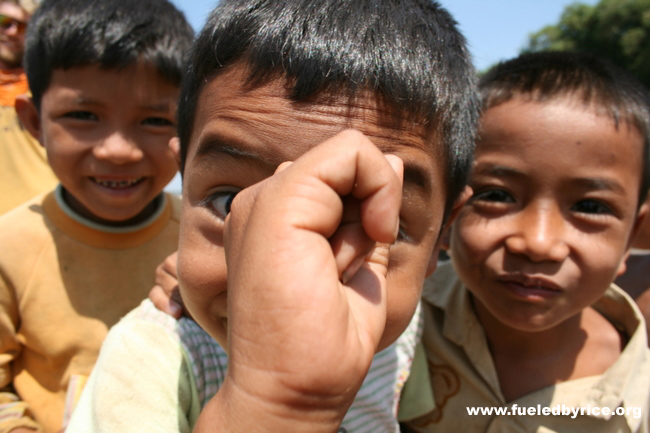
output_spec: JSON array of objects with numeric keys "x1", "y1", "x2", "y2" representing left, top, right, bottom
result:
[
  {"x1": 91, "y1": 177, "x2": 145, "y2": 189},
  {"x1": 499, "y1": 275, "x2": 562, "y2": 299}
]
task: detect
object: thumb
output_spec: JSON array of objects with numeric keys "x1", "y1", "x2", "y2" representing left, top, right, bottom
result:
[{"x1": 343, "y1": 242, "x2": 391, "y2": 354}]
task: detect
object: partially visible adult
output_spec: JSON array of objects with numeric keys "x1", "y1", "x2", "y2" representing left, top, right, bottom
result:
[{"x1": 0, "y1": 0, "x2": 57, "y2": 215}]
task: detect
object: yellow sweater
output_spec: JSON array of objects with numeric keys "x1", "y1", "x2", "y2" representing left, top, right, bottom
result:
[
  {"x1": 0, "y1": 188, "x2": 181, "y2": 432},
  {"x1": 0, "y1": 105, "x2": 57, "y2": 215}
]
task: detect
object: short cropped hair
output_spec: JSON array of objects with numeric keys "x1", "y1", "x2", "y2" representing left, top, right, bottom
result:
[
  {"x1": 24, "y1": 0, "x2": 194, "y2": 108},
  {"x1": 177, "y1": 0, "x2": 479, "y2": 218},
  {"x1": 480, "y1": 51, "x2": 650, "y2": 205}
]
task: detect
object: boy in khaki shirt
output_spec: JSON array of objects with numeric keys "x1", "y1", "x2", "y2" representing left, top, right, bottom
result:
[{"x1": 402, "y1": 51, "x2": 650, "y2": 432}]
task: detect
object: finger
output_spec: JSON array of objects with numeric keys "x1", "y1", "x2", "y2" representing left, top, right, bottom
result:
[
  {"x1": 149, "y1": 285, "x2": 183, "y2": 319},
  {"x1": 275, "y1": 160, "x2": 293, "y2": 174},
  {"x1": 359, "y1": 154, "x2": 403, "y2": 243},
  {"x1": 343, "y1": 243, "x2": 391, "y2": 352},
  {"x1": 329, "y1": 196, "x2": 375, "y2": 281},
  {"x1": 330, "y1": 223, "x2": 375, "y2": 283},
  {"x1": 223, "y1": 178, "x2": 264, "y2": 269},
  {"x1": 267, "y1": 129, "x2": 402, "y2": 244},
  {"x1": 160, "y1": 251, "x2": 179, "y2": 279}
]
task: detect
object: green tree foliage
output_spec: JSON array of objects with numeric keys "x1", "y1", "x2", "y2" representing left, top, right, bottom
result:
[{"x1": 524, "y1": 0, "x2": 650, "y2": 87}]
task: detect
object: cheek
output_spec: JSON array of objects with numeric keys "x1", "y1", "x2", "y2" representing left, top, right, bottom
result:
[
  {"x1": 151, "y1": 151, "x2": 179, "y2": 184},
  {"x1": 579, "y1": 242, "x2": 626, "y2": 285},
  {"x1": 450, "y1": 218, "x2": 488, "y2": 266},
  {"x1": 177, "y1": 218, "x2": 228, "y2": 318}
]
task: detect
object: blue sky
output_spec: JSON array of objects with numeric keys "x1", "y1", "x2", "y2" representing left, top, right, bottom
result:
[
  {"x1": 165, "y1": 0, "x2": 599, "y2": 193},
  {"x1": 169, "y1": 0, "x2": 600, "y2": 70}
]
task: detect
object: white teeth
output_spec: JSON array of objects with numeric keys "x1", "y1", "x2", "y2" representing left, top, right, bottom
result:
[{"x1": 92, "y1": 178, "x2": 144, "y2": 188}]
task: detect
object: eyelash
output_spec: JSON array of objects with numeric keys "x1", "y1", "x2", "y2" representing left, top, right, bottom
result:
[
  {"x1": 142, "y1": 117, "x2": 175, "y2": 127},
  {"x1": 471, "y1": 188, "x2": 514, "y2": 204},
  {"x1": 62, "y1": 111, "x2": 98, "y2": 121},
  {"x1": 571, "y1": 199, "x2": 615, "y2": 216}
]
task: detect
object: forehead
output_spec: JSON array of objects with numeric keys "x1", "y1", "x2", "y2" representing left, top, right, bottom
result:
[
  {"x1": 187, "y1": 64, "x2": 445, "y2": 199},
  {"x1": 42, "y1": 63, "x2": 180, "y2": 109},
  {"x1": 476, "y1": 97, "x2": 644, "y2": 193},
  {"x1": 0, "y1": 2, "x2": 26, "y2": 21}
]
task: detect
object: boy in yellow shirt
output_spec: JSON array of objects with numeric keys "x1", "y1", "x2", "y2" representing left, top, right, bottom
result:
[
  {"x1": 0, "y1": 0, "x2": 193, "y2": 431},
  {"x1": 402, "y1": 51, "x2": 650, "y2": 432}
]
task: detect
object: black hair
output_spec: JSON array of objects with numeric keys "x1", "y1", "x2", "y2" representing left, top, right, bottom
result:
[
  {"x1": 480, "y1": 51, "x2": 650, "y2": 206},
  {"x1": 24, "y1": 0, "x2": 195, "y2": 108},
  {"x1": 177, "y1": 0, "x2": 479, "y2": 219}
]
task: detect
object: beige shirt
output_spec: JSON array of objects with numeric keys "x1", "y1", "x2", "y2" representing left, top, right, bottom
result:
[
  {"x1": 400, "y1": 261, "x2": 650, "y2": 433},
  {"x1": 0, "y1": 106, "x2": 57, "y2": 215}
]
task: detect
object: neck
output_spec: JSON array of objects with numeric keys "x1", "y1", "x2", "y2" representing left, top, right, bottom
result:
[
  {"x1": 473, "y1": 297, "x2": 585, "y2": 359},
  {"x1": 472, "y1": 295, "x2": 622, "y2": 401}
]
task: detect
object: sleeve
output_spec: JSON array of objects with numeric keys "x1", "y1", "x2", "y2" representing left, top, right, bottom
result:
[
  {"x1": 0, "y1": 264, "x2": 39, "y2": 433},
  {"x1": 65, "y1": 315, "x2": 197, "y2": 433}
]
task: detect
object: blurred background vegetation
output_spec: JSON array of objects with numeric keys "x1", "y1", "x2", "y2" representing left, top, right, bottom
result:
[{"x1": 521, "y1": 0, "x2": 650, "y2": 88}]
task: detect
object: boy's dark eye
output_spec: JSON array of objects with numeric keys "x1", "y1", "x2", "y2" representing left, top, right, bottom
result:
[
  {"x1": 204, "y1": 189, "x2": 240, "y2": 219},
  {"x1": 472, "y1": 189, "x2": 514, "y2": 203},
  {"x1": 571, "y1": 199, "x2": 613, "y2": 215},
  {"x1": 62, "y1": 111, "x2": 98, "y2": 121},
  {"x1": 142, "y1": 117, "x2": 174, "y2": 127}
]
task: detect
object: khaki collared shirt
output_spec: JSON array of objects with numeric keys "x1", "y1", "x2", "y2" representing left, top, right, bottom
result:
[{"x1": 400, "y1": 261, "x2": 650, "y2": 433}]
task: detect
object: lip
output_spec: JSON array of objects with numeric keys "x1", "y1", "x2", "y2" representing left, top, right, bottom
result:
[{"x1": 497, "y1": 274, "x2": 563, "y2": 301}]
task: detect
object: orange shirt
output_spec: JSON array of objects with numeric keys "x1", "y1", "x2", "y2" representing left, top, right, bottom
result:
[{"x1": 0, "y1": 69, "x2": 28, "y2": 107}]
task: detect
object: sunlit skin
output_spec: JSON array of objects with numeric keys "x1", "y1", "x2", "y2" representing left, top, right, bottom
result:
[
  {"x1": 176, "y1": 63, "x2": 453, "y2": 353},
  {"x1": 0, "y1": 1, "x2": 27, "y2": 69},
  {"x1": 16, "y1": 63, "x2": 180, "y2": 226},
  {"x1": 449, "y1": 96, "x2": 647, "y2": 400}
]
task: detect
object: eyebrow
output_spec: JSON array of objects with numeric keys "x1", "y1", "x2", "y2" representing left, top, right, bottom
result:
[
  {"x1": 67, "y1": 96, "x2": 175, "y2": 112},
  {"x1": 194, "y1": 134, "x2": 432, "y2": 194},
  {"x1": 473, "y1": 164, "x2": 523, "y2": 179},
  {"x1": 571, "y1": 177, "x2": 625, "y2": 194},
  {"x1": 194, "y1": 136, "x2": 279, "y2": 169},
  {"x1": 474, "y1": 163, "x2": 625, "y2": 193}
]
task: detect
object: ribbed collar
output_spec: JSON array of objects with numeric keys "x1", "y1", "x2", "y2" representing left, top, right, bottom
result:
[{"x1": 43, "y1": 185, "x2": 172, "y2": 249}]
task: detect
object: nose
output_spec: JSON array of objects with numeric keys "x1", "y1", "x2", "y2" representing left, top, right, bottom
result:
[
  {"x1": 504, "y1": 204, "x2": 570, "y2": 262},
  {"x1": 93, "y1": 132, "x2": 144, "y2": 164}
]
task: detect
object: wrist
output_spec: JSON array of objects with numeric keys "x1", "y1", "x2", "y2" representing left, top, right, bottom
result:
[{"x1": 194, "y1": 377, "x2": 347, "y2": 433}]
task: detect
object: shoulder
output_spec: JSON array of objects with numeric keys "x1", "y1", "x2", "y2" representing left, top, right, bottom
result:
[
  {"x1": 122, "y1": 299, "x2": 228, "y2": 408},
  {"x1": 0, "y1": 192, "x2": 51, "y2": 239},
  {"x1": 66, "y1": 300, "x2": 201, "y2": 433},
  {"x1": 575, "y1": 284, "x2": 648, "y2": 379},
  {"x1": 596, "y1": 284, "x2": 646, "y2": 343},
  {"x1": 421, "y1": 261, "x2": 461, "y2": 305},
  {"x1": 0, "y1": 192, "x2": 55, "y2": 266},
  {"x1": 103, "y1": 299, "x2": 186, "y2": 362}
]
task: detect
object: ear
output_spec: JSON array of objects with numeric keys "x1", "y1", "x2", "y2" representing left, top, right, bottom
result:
[
  {"x1": 15, "y1": 95, "x2": 42, "y2": 142},
  {"x1": 425, "y1": 186, "x2": 472, "y2": 277},
  {"x1": 616, "y1": 202, "x2": 649, "y2": 277},
  {"x1": 169, "y1": 137, "x2": 181, "y2": 167}
]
